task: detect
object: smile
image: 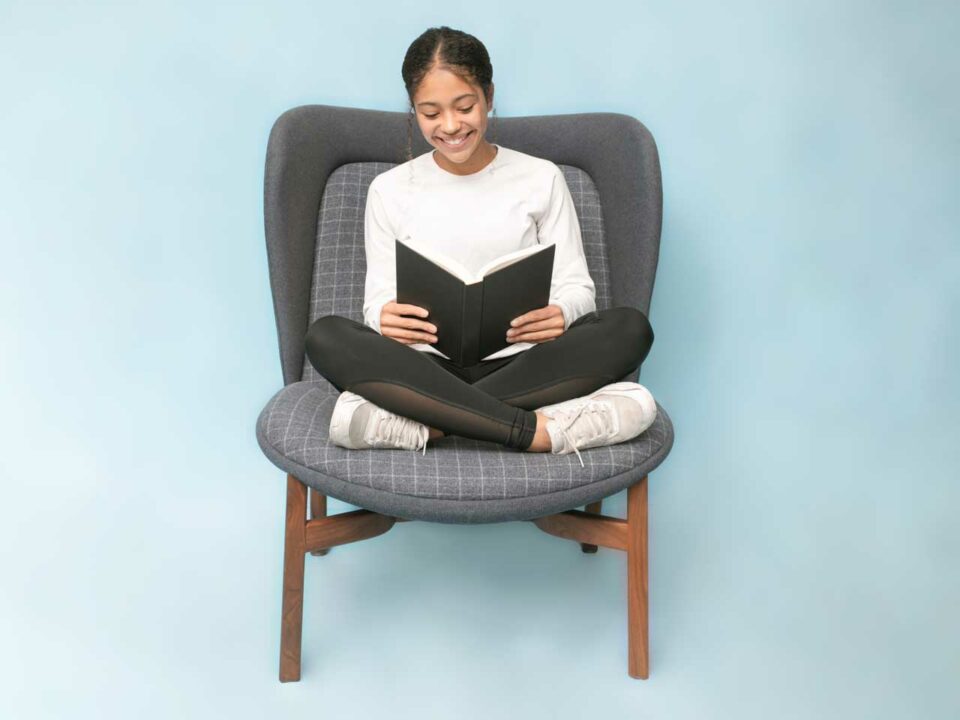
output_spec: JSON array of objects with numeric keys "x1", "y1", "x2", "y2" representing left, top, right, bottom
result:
[{"x1": 437, "y1": 131, "x2": 474, "y2": 147}]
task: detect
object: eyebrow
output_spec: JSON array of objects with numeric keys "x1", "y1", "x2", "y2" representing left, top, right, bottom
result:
[{"x1": 416, "y1": 93, "x2": 477, "y2": 108}]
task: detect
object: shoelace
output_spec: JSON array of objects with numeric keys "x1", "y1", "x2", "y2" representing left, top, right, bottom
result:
[
  {"x1": 551, "y1": 400, "x2": 618, "y2": 468},
  {"x1": 368, "y1": 408, "x2": 429, "y2": 456}
]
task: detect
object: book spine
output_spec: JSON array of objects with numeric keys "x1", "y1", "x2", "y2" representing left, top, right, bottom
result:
[{"x1": 461, "y1": 283, "x2": 484, "y2": 367}]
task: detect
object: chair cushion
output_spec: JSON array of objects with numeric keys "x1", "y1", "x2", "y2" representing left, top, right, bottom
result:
[{"x1": 256, "y1": 381, "x2": 675, "y2": 524}]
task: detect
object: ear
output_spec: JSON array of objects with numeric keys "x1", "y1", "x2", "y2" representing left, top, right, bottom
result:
[{"x1": 487, "y1": 82, "x2": 495, "y2": 111}]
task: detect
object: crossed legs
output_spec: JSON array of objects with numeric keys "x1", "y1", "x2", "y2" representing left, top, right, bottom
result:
[{"x1": 305, "y1": 306, "x2": 653, "y2": 452}]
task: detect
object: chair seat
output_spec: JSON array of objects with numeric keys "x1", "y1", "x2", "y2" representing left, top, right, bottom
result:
[{"x1": 256, "y1": 381, "x2": 675, "y2": 524}]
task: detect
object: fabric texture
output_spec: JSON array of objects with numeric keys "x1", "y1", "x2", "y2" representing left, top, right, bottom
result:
[{"x1": 256, "y1": 381, "x2": 673, "y2": 523}]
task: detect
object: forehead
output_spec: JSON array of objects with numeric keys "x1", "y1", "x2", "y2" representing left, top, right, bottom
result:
[{"x1": 413, "y1": 67, "x2": 480, "y2": 105}]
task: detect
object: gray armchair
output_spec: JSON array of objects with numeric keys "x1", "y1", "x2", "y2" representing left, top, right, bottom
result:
[{"x1": 255, "y1": 104, "x2": 675, "y2": 681}]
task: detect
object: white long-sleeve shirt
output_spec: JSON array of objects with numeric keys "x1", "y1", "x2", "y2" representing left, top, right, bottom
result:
[{"x1": 362, "y1": 144, "x2": 597, "y2": 361}]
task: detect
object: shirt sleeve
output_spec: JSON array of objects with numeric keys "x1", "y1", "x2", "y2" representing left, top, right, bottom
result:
[
  {"x1": 362, "y1": 179, "x2": 397, "y2": 334},
  {"x1": 537, "y1": 166, "x2": 597, "y2": 330}
]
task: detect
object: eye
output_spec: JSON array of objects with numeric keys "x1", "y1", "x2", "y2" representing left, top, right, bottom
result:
[{"x1": 422, "y1": 106, "x2": 474, "y2": 119}]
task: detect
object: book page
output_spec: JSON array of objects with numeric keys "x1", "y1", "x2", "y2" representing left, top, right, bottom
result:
[
  {"x1": 479, "y1": 244, "x2": 549, "y2": 278},
  {"x1": 397, "y1": 240, "x2": 476, "y2": 284},
  {"x1": 481, "y1": 342, "x2": 534, "y2": 361}
]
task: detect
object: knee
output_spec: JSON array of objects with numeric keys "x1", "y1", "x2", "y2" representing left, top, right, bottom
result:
[
  {"x1": 608, "y1": 306, "x2": 654, "y2": 368},
  {"x1": 305, "y1": 314, "x2": 354, "y2": 369}
]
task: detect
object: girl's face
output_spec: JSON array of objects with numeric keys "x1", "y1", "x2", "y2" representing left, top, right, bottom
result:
[{"x1": 412, "y1": 66, "x2": 495, "y2": 174}]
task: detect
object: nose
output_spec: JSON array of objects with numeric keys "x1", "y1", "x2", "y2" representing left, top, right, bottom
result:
[{"x1": 441, "y1": 112, "x2": 461, "y2": 134}]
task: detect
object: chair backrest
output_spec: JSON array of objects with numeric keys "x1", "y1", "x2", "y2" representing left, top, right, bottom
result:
[{"x1": 264, "y1": 105, "x2": 663, "y2": 386}]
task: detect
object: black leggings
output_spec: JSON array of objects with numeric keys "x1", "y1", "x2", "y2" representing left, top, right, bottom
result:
[{"x1": 305, "y1": 306, "x2": 654, "y2": 452}]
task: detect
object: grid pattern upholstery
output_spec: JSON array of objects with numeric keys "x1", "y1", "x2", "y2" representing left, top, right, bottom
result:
[
  {"x1": 258, "y1": 382, "x2": 672, "y2": 513},
  {"x1": 299, "y1": 161, "x2": 613, "y2": 384}
]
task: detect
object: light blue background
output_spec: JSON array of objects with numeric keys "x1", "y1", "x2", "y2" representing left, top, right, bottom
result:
[{"x1": 2, "y1": 1, "x2": 957, "y2": 718}]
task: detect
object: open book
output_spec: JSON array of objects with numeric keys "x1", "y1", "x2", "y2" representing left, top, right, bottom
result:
[{"x1": 395, "y1": 239, "x2": 556, "y2": 366}]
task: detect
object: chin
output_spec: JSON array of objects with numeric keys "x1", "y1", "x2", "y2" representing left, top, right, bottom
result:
[{"x1": 432, "y1": 129, "x2": 479, "y2": 158}]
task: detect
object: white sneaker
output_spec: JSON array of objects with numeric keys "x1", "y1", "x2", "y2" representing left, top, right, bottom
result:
[
  {"x1": 329, "y1": 390, "x2": 429, "y2": 455},
  {"x1": 537, "y1": 382, "x2": 658, "y2": 467}
]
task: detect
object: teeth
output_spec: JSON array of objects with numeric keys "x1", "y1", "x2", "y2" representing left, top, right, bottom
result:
[{"x1": 441, "y1": 133, "x2": 470, "y2": 146}]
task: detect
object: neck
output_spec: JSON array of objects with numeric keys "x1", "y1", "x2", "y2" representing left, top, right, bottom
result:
[{"x1": 433, "y1": 140, "x2": 498, "y2": 176}]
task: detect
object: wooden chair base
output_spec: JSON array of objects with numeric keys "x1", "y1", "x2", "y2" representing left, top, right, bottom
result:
[{"x1": 279, "y1": 473, "x2": 650, "y2": 682}]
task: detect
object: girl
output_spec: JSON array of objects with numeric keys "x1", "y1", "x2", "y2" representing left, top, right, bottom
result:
[{"x1": 305, "y1": 26, "x2": 657, "y2": 467}]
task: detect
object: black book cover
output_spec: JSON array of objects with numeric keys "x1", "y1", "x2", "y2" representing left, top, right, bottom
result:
[{"x1": 395, "y1": 239, "x2": 556, "y2": 366}]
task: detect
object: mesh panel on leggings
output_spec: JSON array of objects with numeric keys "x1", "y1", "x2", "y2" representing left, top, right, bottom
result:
[
  {"x1": 349, "y1": 381, "x2": 533, "y2": 450},
  {"x1": 300, "y1": 162, "x2": 612, "y2": 383}
]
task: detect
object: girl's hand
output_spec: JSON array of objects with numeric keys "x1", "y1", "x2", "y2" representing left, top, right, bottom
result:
[
  {"x1": 380, "y1": 299, "x2": 438, "y2": 345},
  {"x1": 506, "y1": 304, "x2": 565, "y2": 344}
]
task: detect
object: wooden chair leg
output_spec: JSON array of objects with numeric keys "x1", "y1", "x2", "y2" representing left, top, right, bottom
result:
[
  {"x1": 278, "y1": 472, "x2": 651, "y2": 680},
  {"x1": 627, "y1": 476, "x2": 649, "y2": 679},
  {"x1": 280, "y1": 474, "x2": 307, "y2": 682},
  {"x1": 580, "y1": 500, "x2": 603, "y2": 553},
  {"x1": 309, "y1": 488, "x2": 330, "y2": 556}
]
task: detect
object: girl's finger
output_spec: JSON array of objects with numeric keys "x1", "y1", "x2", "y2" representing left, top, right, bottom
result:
[{"x1": 509, "y1": 328, "x2": 562, "y2": 343}]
